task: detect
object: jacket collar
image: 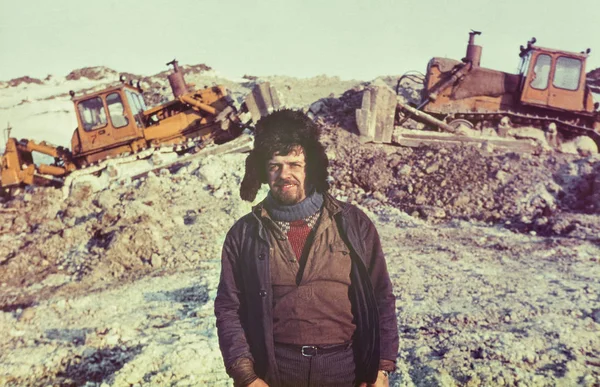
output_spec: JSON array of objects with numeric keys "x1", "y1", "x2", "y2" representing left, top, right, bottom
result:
[{"x1": 322, "y1": 192, "x2": 343, "y2": 216}]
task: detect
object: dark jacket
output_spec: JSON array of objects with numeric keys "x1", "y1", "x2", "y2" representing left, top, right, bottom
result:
[{"x1": 215, "y1": 193, "x2": 399, "y2": 384}]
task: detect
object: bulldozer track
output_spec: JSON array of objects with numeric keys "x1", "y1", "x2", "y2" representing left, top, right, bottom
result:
[{"x1": 443, "y1": 109, "x2": 600, "y2": 147}]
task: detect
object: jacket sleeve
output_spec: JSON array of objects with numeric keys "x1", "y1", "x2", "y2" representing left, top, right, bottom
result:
[
  {"x1": 359, "y1": 211, "x2": 399, "y2": 365},
  {"x1": 214, "y1": 223, "x2": 255, "y2": 375}
]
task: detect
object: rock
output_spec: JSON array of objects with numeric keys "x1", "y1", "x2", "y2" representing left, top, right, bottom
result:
[
  {"x1": 495, "y1": 170, "x2": 508, "y2": 184},
  {"x1": 453, "y1": 195, "x2": 470, "y2": 207},
  {"x1": 12, "y1": 216, "x2": 29, "y2": 232},
  {"x1": 106, "y1": 334, "x2": 121, "y2": 346},
  {"x1": 397, "y1": 165, "x2": 412, "y2": 176},
  {"x1": 150, "y1": 255, "x2": 163, "y2": 268},
  {"x1": 561, "y1": 136, "x2": 598, "y2": 156},
  {"x1": 425, "y1": 162, "x2": 440, "y2": 174},
  {"x1": 309, "y1": 100, "x2": 326, "y2": 115},
  {"x1": 96, "y1": 190, "x2": 120, "y2": 211},
  {"x1": 361, "y1": 198, "x2": 380, "y2": 208},
  {"x1": 196, "y1": 161, "x2": 224, "y2": 189},
  {"x1": 418, "y1": 206, "x2": 446, "y2": 219},
  {"x1": 415, "y1": 195, "x2": 427, "y2": 205},
  {"x1": 389, "y1": 189, "x2": 404, "y2": 202},
  {"x1": 373, "y1": 191, "x2": 386, "y2": 202},
  {"x1": 212, "y1": 188, "x2": 226, "y2": 199},
  {"x1": 171, "y1": 167, "x2": 188, "y2": 180},
  {"x1": 18, "y1": 308, "x2": 36, "y2": 322}
]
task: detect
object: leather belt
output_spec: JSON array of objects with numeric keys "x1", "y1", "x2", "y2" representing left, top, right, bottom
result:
[{"x1": 275, "y1": 341, "x2": 352, "y2": 357}]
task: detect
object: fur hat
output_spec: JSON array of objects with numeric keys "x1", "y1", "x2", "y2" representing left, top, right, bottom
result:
[{"x1": 240, "y1": 109, "x2": 329, "y2": 201}]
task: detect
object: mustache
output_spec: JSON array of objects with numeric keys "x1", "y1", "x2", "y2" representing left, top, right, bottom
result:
[{"x1": 275, "y1": 178, "x2": 298, "y2": 187}]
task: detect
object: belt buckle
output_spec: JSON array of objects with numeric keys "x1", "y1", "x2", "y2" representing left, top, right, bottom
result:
[{"x1": 301, "y1": 345, "x2": 317, "y2": 357}]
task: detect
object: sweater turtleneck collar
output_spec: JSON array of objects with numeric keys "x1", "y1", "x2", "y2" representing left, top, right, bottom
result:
[{"x1": 263, "y1": 189, "x2": 324, "y2": 222}]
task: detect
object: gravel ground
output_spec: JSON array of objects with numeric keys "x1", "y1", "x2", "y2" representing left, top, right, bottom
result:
[{"x1": 1, "y1": 71, "x2": 599, "y2": 386}]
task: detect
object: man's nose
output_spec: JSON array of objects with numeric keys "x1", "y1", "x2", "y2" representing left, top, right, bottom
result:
[{"x1": 280, "y1": 165, "x2": 292, "y2": 179}]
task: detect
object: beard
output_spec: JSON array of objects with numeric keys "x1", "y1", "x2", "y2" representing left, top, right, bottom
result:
[{"x1": 271, "y1": 180, "x2": 305, "y2": 205}]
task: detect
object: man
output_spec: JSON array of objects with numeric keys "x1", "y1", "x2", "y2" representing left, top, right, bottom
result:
[{"x1": 215, "y1": 110, "x2": 398, "y2": 386}]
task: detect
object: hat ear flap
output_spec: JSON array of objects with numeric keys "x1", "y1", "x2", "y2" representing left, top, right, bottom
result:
[{"x1": 240, "y1": 152, "x2": 263, "y2": 202}]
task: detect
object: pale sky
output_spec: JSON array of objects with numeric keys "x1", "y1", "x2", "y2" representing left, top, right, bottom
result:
[{"x1": 1, "y1": 0, "x2": 599, "y2": 81}]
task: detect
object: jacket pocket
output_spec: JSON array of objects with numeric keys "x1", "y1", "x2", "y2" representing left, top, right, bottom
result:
[
  {"x1": 327, "y1": 242, "x2": 352, "y2": 282},
  {"x1": 329, "y1": 241, "x2": 351, "y2": 258}
]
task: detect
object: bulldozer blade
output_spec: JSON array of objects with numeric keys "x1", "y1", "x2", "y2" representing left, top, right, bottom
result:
[
  {"x1": 61, "y1": 132, "x2": 254, "y2": 199},
  {"x1": 356, "y1": 85, "x2": 397, "y2": 143},
  {"x1": 244, "y1": 82, "x2": 282, "y2": 123},
  {"x1": 356, "y1": 85, "x2": 463, "y2": 146},
  {"x1": 393, "y1": 128, "x2": 539, "y2": 152}
]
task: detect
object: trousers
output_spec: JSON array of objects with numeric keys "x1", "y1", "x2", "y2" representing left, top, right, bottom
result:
[{"x1": 273, "y1": 342, "x2": 356, "y2": 387}]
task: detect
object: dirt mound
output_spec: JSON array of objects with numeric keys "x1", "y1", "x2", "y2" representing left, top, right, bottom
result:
[
  {"x1": 309, "y1": 86, "x2": 365, "y2": 132},
  {"x1": 586, "y1": 67, "x2": 600, "y2": 94},
  {"x1": 323, "y1": 123, "x2": 600, "y2": 240},
  {"x1": 554, "y1": 158, "x2": 600, "y2": 213},
  {"x1": 313, "y1": 80, "x2": 600, "y2": 242},
  {"x1": 183, "y1": 63, "x2": 213, "y2": 75},
  {"x1": 588, "y1": 67, "x2": 600, "y2": 84},
  {"x1": 4, "y1": 76, "x2": 44, "y2": 88},
  {"x1": 154, "y1": 63, "x2": 212, "y2": 78},
  {"x1": 0, "y1": 153, "x2": 256, "y2": 305},
  {"x1": 66, "y1": 67, "x2": 118, "y2": 81}
]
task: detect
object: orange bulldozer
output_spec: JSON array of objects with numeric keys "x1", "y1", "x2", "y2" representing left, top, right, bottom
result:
[{"x1": 1, "y1": 60, "x2": 280, "y2": 197}]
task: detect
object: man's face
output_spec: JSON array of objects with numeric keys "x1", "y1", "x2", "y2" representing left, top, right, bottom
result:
[{"x1": 267, "y1": 147, "x2": 307, "y2": 205}]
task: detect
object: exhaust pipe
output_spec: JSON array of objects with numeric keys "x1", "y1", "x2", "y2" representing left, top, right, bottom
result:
[
  {"x1": 465, "y1": 30, "x2": 482, "y2": 67},
  {"x1": 166, "y1": 59, "x2": 188, "y2": 98}
]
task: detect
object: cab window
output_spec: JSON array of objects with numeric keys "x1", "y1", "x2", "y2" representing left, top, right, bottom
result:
[
  {"x1": 78, "y1": 97, "x2": 107, "y2": 132},
  {"x1": 125, "y1": 90, "x2": 146, "y2": 128},
  {"x1": 135, "y1": 92, "x2": 147, "y2": 111},
  {"x1": 106, "y1": 93, "x2": 129, "y2": 128},
  {"x1": 553, "y1": 57, "x2": 582, "y2": 91},
  {"x1": 530, "y1": 54, "x2": 551, "y2": 90}
]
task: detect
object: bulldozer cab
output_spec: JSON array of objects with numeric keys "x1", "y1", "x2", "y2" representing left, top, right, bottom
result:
[
  {"x1": 519, "y1": 45, "x2": 590, "y2": 112},
  {"x1": 71, "y1": 84, "x2": 147, "y2": 157}
]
